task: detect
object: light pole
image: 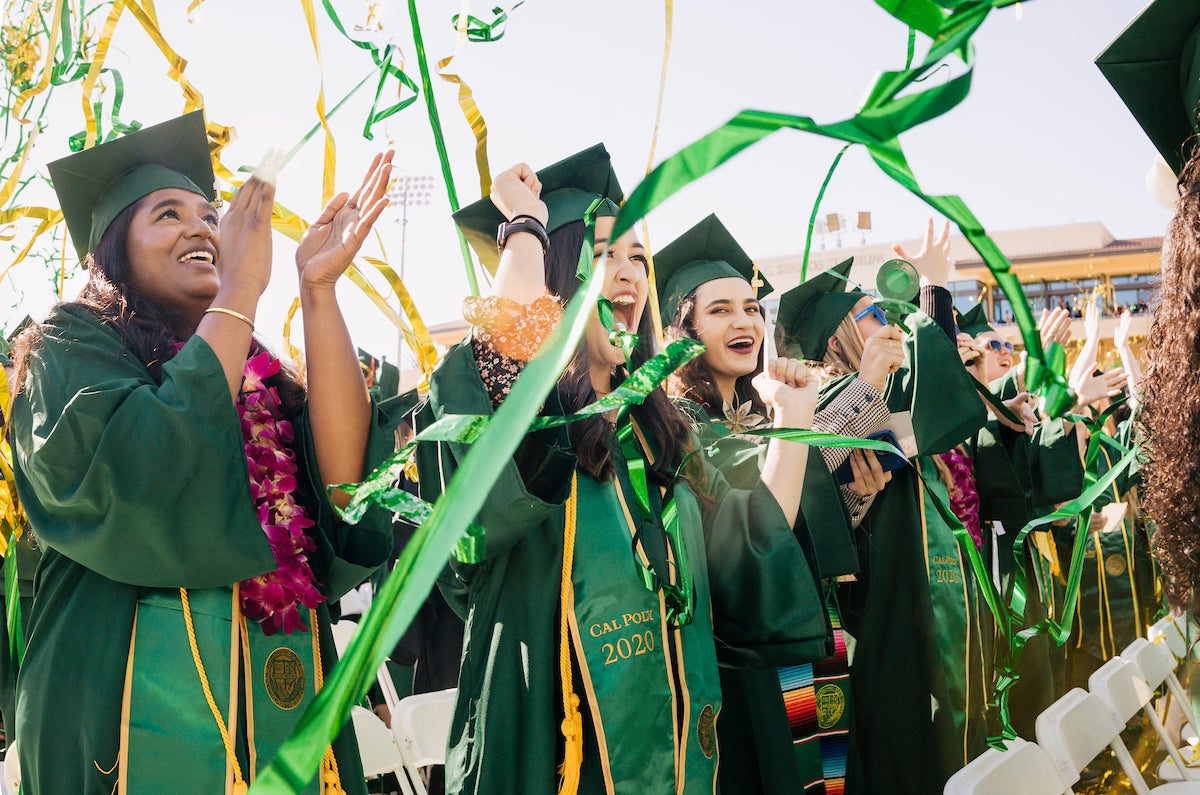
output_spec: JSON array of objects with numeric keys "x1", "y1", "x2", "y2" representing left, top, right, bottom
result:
[{"x1": 387, "y1": 174, "x2": 435, "y2": 367}]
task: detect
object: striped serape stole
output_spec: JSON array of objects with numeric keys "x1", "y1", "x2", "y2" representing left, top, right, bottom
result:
[{"x1": 778, "y1": 603, "x2": 851, "y2": 795}]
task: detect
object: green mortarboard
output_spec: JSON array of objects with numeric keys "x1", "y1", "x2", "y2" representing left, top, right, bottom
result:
[
  {"x1": 955, "y1": 302, "x2": 994, "y2": 337},
  {"x1": 1096, "y1": 0, "x2": 1200, "y2": 176},
  {"x1": 358, "y1": 348, "x2": 401, "y2": 397},
  {"x1": 654, "y1": 214, "x2": 771, "y2": 326},
  {"x1": 48, "y1": 111, "x2": 216, "y2": 261},
  {"x1": 774, "y1": 257, "x2": 866, "y2": 360},
  {"x1": 453, "y1": 143, "x2": 623, "y2": 275}
]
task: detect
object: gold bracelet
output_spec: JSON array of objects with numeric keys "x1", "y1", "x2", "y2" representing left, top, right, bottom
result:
[{"x1": 204, "y1": 306, "x2": 255, "y2": 331}]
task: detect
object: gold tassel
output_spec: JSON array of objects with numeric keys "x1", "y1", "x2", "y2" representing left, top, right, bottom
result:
[{"x1": 557, "y1": 475, "x2": 583, "y2": 795}]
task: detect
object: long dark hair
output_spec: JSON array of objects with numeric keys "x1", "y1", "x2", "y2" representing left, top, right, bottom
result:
[
  {"x1": 664, "y1": 291, "x2": 767, "y2": 418},
  {"x1": 1140, "y1": 152, "x2": 1200, "y2": 609},
  {"x1": 13, "y1": 196, "x2": 305, "y2": 416},
  {"x1": 548, "y1": 220, "x2": 695, "y2": 488}
]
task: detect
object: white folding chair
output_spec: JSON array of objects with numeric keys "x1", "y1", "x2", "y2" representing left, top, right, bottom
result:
[
  {"x1": 3, "y1": 742, "x2": 18, "y2": 795},
  {"x1": 943, "y1": 737, "x2": 1067, "y2": 794},
  {"x1": 1138, "y1": 627, "x2": 1200, "y2": 783},
  {"x1": 391, "y1": 688, "x2": 457, "y2": 795},
  {"x1": 1087, "y1": 656, "x2": 1200, "y2": 794},
  {"x1": 350, "y1": 705, "x2": 406, "y2": 779},
  {"x1": 1037, "y1": 688, "x2": 1124, "y2": 792},
  {"x1": 329, "y1": 620, "x2": 403, "y2": 715}
]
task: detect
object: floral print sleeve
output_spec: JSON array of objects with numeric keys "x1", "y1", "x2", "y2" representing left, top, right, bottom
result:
[{"x1": 462, "y1": 293, "x2": 564, "y2": 407}]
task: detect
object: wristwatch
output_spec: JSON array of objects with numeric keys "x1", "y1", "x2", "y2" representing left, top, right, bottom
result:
[{"x1": 496, "y1": 216, "x2": 550, "y2": 254}]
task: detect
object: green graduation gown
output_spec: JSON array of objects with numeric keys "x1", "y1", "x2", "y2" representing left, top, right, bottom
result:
[
  {"x1": 411, "y1": 343, "x2": 831, "y2": 795},
  {"x1": 970, "y1": 373, "x2": 1082, "y2": 739},
  {"x1": 675, "y1": 399, "x2": 859, "y2": 795},
  {"x1": 837, "y1": 312, "x2": 989, "y2": 795},
  {"x1": 10, "y1": 305, "x2": 400, "y2": 795}
]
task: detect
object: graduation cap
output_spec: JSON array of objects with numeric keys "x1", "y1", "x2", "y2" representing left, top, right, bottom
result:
[
  {"x1": 453, "y1": 143, "x2": 623, "y2": 275},
  {"x1": 654, "y1": 214, "x2": 771, "y2": 326},
  {"x1": 773, "y1": 257, "x2": 866, "y2": 360},
  {"x1": 1096, "y1": 0, "x2": 1200, "y2": 176},
  {"x1": 955, "y1": 302, "x2": 994, "y2": 337},
  {"x1": 47, "y1": 110, "x2": 216, "y2": 261},
  {"x1": 358, "y1": 348, "x2": 401, "y2": 397}
]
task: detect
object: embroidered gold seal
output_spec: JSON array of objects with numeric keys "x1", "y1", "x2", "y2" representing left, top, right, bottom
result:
[
  {"x1": 264, "y1": 647, "x2": 306, "y2": 710},
  {"x1": 697, "y1": 704, "x2": 716, "y2": 759},
  {"x1": 816, "y1": 684, "x2": 846, "y2": 729},
  {"x1": 1105, "y1": 553, "x2": 1127, "y2": 577}
]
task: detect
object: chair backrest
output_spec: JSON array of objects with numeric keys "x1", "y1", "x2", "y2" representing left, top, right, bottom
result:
[
  {"x1": 1122, "y1": 637, "x2": 1176, "y2": 690},
  {"x1": 1150, "y1": 616, "x2": 1188, "y2": 662},
  {"x1": 943, "y1": 738, "x2": 1067, "y2": 795},
  {"x1": 392, "y1": 688, "x2": 457, "y2": 768},
  {"x1": 1089, "y1": 656, "x2": 1153, "y2": 725},
  {"x1": 3, "y1": 741, "x2": 19, "y2": 795},
  {"x1": 350, "y1": 706, "x2": 406, "y2": 779},
  {"x1": 1036, "y1": 688, "x2": 1122, "y2": 787},
  {"x1": 330, "y1": 620, "x2": 357, "y2": 658}
]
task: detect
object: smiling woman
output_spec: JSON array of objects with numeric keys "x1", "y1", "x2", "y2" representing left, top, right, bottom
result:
[{"x1": 7, "y1": 112, "x2": 406, "y2": 795}]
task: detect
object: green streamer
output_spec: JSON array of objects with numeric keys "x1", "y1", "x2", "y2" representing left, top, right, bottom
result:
[
  {"x1": 407, "y1": 0, "x2": 480, "y2": 297},
  {"x1": 800, "y1": 143, "x2": 851, "y2": 283},
  {"x1": 608, "y1": 0, "x2": 1074, "y2": 418},
  {"x1": 320, "y1": 0, "x2": 420, "y2": 136},
  {"x1": 452, "y1": 2, "x2": 525, "y2": 42},
  {"x1": 4, "y1": 542, "x2": 21, "y2": 674}
]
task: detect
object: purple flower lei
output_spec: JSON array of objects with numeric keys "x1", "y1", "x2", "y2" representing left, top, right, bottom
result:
[
  {"x1": 237, "y1": 350, "x2": 324, "y2": 635},
  {"x1": 938, "y1": 446, "x2": 983, "y2": 550}
]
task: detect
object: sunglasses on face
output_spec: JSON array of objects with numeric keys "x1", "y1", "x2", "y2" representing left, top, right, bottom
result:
[
  {"x1": 853, "y1": 305, "x2": 887, "y2": 326},
  {"x1": 981, "y1": 339, "x2": 1015, "y2": 354}
]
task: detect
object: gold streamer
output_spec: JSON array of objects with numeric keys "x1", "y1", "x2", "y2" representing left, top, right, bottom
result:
[
  {"x1": 9, "y1": 0, "x2": 65, "y2": 123},
  {"x1": 362, "y1": 256, "x2": 438, "y2": 377},
  {"x1": 0, "y1": 126, "x2": 36, "y2": 207},
  {"x1": 0, "y1": 206, "x2": 63, "y2": 284},
  {"x1": 80, "y1": 0, "x2": 206, "y2": 150},
  {"x1": 281, "y1": 297, "x2": 306, "y2": 377},
  {"x1": 437, "y1": 3, "x2": 492, "y2": 198},
  {"x1": 299, "y1": 0, "x2": 337, "y2": 206},
  {"x1": 641, "y1": 0, "x2": 673, "y2": 344}
]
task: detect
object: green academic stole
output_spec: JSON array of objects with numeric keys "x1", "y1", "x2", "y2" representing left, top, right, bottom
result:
[
  {"x1": 568, "y1": 473, "x2": 721, "y2": 794},
  {"x1": 916, "y1": 458, "x2": 988, "y2": 772},
  {"x1": 120, "y1": 588, "x2": 321, "y2": 794}
]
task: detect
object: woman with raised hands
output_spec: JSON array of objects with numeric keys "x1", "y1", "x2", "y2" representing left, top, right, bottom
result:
[
  {"x1": 9, "y1": 112, "x2": 404, "y2": 794},
  {"x1": 412, "y1": 145, "x2": 830, "y2": 795},
  {"x1": 656, "y1": 213, "x2": 899, "y2": 795}
]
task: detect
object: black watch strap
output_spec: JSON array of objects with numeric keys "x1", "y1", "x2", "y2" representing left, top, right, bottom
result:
[{"x1": 497, "y1": 217, "x2": 550, "y2": 254}]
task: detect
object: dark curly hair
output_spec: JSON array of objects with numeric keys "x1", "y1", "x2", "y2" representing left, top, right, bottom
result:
[
  {"x1": 12, "y1": 196, "x2": 305, "y2": 416},
  {"x1": 1139, "y1": 151, "x2": 1200, "y2": 609}
]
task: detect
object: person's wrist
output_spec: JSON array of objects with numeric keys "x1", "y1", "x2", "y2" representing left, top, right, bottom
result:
[{"x1": 506, "y1": 200, "x2": 548, "y2": 226}]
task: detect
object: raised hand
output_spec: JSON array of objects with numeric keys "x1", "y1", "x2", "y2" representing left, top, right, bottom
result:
[
  {"x1": 1113, "y1": 309, "x2": 1133, "y2": 350},
  {"x1": 998, "y1": 391, "x2": 1037, "y2": 435},
  {"x1": 957, "y1": 332, "x2": 987, "y2": 381},
  {"x1": 1038, "y1": 306, "x2": 1072, "y2": 348},
  {"x1": 1083, "y1": 300, "x2": 1101, "y2": 343},
  {"x1": 753, "y1": 357, "x2": 818, "y2": 425},
  {"x1": 217, "y1": 163, "x2": 278, "y2": 299},
  {"x1": 892, "y1": 217, "x2": 952, "y2": 287},
  {"x1": 296, "y1": 150, "x2": 394, "y2": 288},
  {"x1": 490, "y1": 162, "x2": 547, "y2": 224},
  {"x1": 1071, "y1": 364, "x2": 1129, "y2": 409},
  {"x1": 858, "y1": 324, "x2": 906, "y2": 390}
]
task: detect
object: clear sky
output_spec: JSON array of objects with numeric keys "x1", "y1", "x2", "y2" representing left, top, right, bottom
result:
[{"x1": 1, "y1": 0, "x2": 1171, "y2": 365}]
